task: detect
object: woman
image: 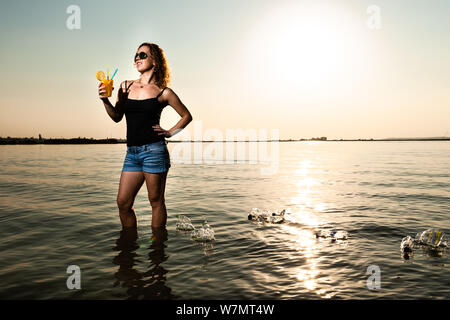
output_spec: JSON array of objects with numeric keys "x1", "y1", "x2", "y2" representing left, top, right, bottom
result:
[{"x1": 98, "y1": 42, "x2": 193, "y2": 229}]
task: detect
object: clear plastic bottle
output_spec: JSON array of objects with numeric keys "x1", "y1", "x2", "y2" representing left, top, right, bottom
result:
[
  {"x1": 270, "y1": 209, "x2": 286, "y2": 224},
  {"x1": 248, "y1": 208, "x2": 270, "y2": 223},
  {"x1": 259, "y1": 209, "x2": 271, "y2": 223},
  {"x1": 415, "y1": 229, "x2": 447, "y2": 248},
  {"x1": 400, "y1": 236, "x2": 414, "y2": 253},
  {"x1": 315, "y1": 229, "x2": 330, "y2": 238},
  {"x1": 176, "y1": 214, "x2": 195, "y2": 231},
  {"x1": 248, "y1": 207, "x2": 261, "y2": 221},
  {"x1": 332, "y1": 230, "x2": 348, "y2": 240},
  {"x1": 248, "y1": 208, "x2": 286, "y2": 224},
  {"x1": 191, "y1": 220, "x2": 215, "y2": 241},
  {"x1": 315, "y1": 229, "x2": 348, "y2": 240}
]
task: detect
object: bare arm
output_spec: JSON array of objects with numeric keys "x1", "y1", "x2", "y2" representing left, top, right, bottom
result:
[
  {"x1": 160, "y1": 88, "x2": 193, "y2": 137},
  {"x1": 98, "y1": 81, "x2": 128, "y2": 123}
]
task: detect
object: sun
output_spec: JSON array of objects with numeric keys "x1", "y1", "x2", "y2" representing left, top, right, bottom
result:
[{"x1": 242, "y1": 3, "x2": 373, "y2": 99}]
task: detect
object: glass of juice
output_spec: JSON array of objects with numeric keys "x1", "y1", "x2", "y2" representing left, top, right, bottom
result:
[
  {"x1": 96, "y1": 70, "x2": 114, "y2": 97},
  {"x1": 101, "y1": 79, "x2": 113, "y2": 97}
]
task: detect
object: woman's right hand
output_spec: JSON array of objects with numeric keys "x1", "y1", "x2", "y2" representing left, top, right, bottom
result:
[
  {"x1": 98, "y1": 83, "x2": 114, "y2": 100},
  {"x1": 98, "y1": 82, "x2": 107, "y2": 100}
]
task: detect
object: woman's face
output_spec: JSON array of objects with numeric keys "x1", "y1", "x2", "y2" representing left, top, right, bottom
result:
[{"x1": 134, "y1": 46, "x2": 154, "y2": 73}]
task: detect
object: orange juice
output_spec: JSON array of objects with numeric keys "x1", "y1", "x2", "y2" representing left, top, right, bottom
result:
[{"x1": 101, "y1": 79, "x2": 113, "y2": 97}]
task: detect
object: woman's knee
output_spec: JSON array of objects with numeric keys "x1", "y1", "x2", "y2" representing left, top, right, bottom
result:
[
  {"x1": 116, "y1": 196, "x2": 133, "y2": 210},
  {"x1": 149, "y1": 194, "x2": 165, "y2": 207}
]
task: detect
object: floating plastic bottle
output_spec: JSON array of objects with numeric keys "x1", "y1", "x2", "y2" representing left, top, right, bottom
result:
[
  {"x1": 315, "y1": 229, "x2": 348, "y2": 240},
  {"x1": 191, "y1": 220, "x2": 215, "y2": 242},
  {"x1": 270, "y1": 211, "x2": 285, "y2": 224},
  {"x1": 249, "y1": 208, "x2": 260, "y2": 218},
  {"x1": 248, "y1": 208, "x2": 285, "y2": 224},
  {"x1": 399, "y1": 229, "x2": 447, "y2": 259},
  {"x1": 400, "y1": 236, "x2": 415, "y2": 253},
  {"x1": 176, "y1": 214, "x2": 195, "y2": 231},
  {"x1": 414, "y1": 229, "x2": 447, "y2": 248}
]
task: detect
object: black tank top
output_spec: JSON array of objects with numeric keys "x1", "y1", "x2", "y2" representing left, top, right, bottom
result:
[{"x1": 123, "y1": 81, "x2": 168, "y2": 146}]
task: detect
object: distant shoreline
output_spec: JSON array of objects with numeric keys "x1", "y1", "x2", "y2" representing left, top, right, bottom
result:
[{"x1": 0, "y1": 137, "x2": 449, "y2": 145}]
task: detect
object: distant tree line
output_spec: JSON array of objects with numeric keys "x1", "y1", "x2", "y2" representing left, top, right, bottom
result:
[{"x1": 0, "y1": 136, "x2": 125, "y2": 145}]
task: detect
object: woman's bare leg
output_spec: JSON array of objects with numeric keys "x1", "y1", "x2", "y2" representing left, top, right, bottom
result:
[
  {"x1": 117, "y1": 171, "x2": 145, "y2": 229},
  {"x1": 144, "y1": 170, "x2": 169, "y2": 228}
]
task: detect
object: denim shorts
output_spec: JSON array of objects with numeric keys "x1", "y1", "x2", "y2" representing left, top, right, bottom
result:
[{"x1": 122, "y1": 140, "x2": 171, "y2": 173}]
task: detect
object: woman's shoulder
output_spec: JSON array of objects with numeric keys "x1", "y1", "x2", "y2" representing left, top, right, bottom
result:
[
  {"x1": 159, "y1": 86, "x2": 174, "y2": 99},
  {"x1": 161, "y1": 85, "x2": 172, "y2": 92},
  {"x1": 160, "y1": 86, "x2": 175, "y2": 94},
  {"x1": 121, "y1": 79, "x2": 135, "y2": 87},
  {"x1": 119, "y1": 80, "x2": 138, "y2": 93}
]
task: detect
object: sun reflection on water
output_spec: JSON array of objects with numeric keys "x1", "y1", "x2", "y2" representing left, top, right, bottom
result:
[
  {"x1": 290, "y1": 160, "x2": 320, "y2": 206},
  {"x1": 283, "y1": 156, "x2": 338, "y2": 298},
  {"x1": 281, "y1": 220, "x2": 338, "y2": 298}
]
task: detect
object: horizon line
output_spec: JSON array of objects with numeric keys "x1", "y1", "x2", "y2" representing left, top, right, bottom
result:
[{"x1": 1, "y1": 136, "x2": 449, "y2": 143}]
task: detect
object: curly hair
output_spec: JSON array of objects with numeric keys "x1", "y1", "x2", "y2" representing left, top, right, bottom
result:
[{"x1": 137, "y1": 42, "x2": 171, "y2": 88}]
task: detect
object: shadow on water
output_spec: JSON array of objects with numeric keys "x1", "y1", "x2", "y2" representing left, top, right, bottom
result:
[{"x1": 112, "y1": 226, "x2": 176, "y2": 299}]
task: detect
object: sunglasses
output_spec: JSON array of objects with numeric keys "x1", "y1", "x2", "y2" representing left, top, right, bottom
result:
[{"x1": 134, "y1": 52, "x2": 148, "y2": 62}]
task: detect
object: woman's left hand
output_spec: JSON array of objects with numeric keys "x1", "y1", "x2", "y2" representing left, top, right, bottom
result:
[{"x1": 152, "y1": 124, "x2": 172, "y2": 138}]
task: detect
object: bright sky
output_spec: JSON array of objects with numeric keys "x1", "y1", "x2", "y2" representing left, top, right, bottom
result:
[{"x1": 0, "y1": 0, "x2": 449, "y2": 140}]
